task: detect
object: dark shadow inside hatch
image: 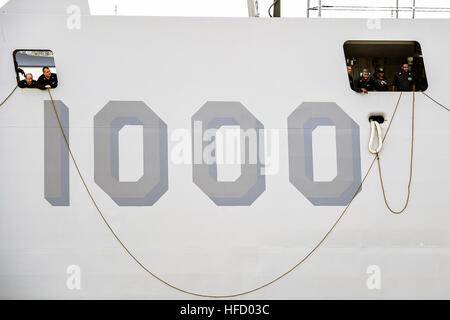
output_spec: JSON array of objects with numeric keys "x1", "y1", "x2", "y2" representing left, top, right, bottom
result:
[{"x1": 344, "y1": 40, "x2": 428, "y2": 93}]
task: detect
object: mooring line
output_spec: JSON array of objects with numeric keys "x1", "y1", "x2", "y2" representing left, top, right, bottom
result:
[{"x1": 47, "y1": 89, "x2": 404, "y2": 298}]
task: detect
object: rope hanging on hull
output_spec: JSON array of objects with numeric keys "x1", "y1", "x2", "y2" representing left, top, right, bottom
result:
[
  {"x1": 0, "y1": 83, "x2": 448, "y2": 297},
  {"x1": 374, "y1": 91, "x2": 415, "y2": 215},
  {"x1": 45, "y1": 88, "x2": 406, "y2": 298},
  {"x1": 422, "y1": 92, "x2": 450, "y2": 112},
  {"x1": 0, "y1": 85, "x2": 18, "y2": 108}
]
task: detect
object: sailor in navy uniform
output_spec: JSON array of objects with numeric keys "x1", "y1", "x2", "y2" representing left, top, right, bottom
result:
[
  {"x1": 393, "y1": 63, "x2": 416, "y2": 91},
  {"x1": 18, "y1": 73, "x2": 37, "y2": 89},
  {"x1": 373, "y1": 68, "x2": 389, "y2": 91},
  {"x1": 347, "y1": 65, "x2": 355, "y2": 90},
  {"x1": 37, "y1": 66, "x2": 58, "y2": 90},
  {"x1": 355, "y1": 69, "x2": 374, "y2": 93}
]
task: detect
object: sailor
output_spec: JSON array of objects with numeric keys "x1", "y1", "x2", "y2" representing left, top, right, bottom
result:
[
  {"x1": 392, "y1": 63, "x2": 416, "y2": 91},
  {"x1": 347, "y1": 65, "x2": 355, "y2": 90},
  {"x1": 18, "y1": 73, "x2": 37, "y2": 89},
  {"x1": 354, "y1": 68, "x2": 374, "y2": 93},
  {"x1": 373, "y1": 68, "x2": 389, "y2": 91},
  {"x1": 36, "y1": 66, "x2": 58, "y2": 90}
]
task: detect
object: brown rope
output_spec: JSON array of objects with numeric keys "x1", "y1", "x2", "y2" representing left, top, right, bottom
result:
[
  {"x1": 382, "y1": 92, "x2": 403, "y2": 143},
  {"x1": 47, "y1": 89, "x2": 402, "y2": 298},
  {"x1": 0, "y1": 85, "x2": 18, "y2": 108},
  {"x1": 422, "y1": 91, "x2": 450, "y2": 112},
  {"x1": 376, "y1": 91, "x2": 415, "y2": 215}
]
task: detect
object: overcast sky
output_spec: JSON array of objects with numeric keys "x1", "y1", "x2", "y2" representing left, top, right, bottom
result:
[{"x1": 1, "y1": 0, "x2": 449, "y2": 18}]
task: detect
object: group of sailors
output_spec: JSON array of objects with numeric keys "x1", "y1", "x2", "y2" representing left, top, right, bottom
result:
[
  {"x1": 348, "y1": 63, "x2": 416, "y2": 93},
  {"x1": 17, "y1": 63, "x2": 415, "y2": 93},
  {"x1": 18, "y1": 66, "x2": 58, "y2": 90}
]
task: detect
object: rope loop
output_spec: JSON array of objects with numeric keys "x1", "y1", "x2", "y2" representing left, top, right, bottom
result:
[
  {"x1": 369, "y1": 120, "x2": 383, "y2": 154},
  {"x1": 376, "y1": 91, "x2": 415, "y2": 215}
]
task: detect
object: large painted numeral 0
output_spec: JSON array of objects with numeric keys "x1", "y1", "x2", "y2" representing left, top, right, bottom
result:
[
  {"x1": 287, "y1": 102, "x2": 361, "y2": 206},
  {"x1": 191, "y1": 101, "x2": 266, "y2": 206},
  {"x1": 94, "y1": 101, "x2": 168, "y2": 206}
]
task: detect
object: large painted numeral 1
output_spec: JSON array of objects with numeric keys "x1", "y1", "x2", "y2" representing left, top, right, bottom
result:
[{"x1": 44, "y1": 100, "x2": 70, "y2": 206}]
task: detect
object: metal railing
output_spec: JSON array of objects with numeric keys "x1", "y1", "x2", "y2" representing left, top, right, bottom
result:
[{"x1": 306, "y1": 0, "x2": 450, "y2": 18}]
